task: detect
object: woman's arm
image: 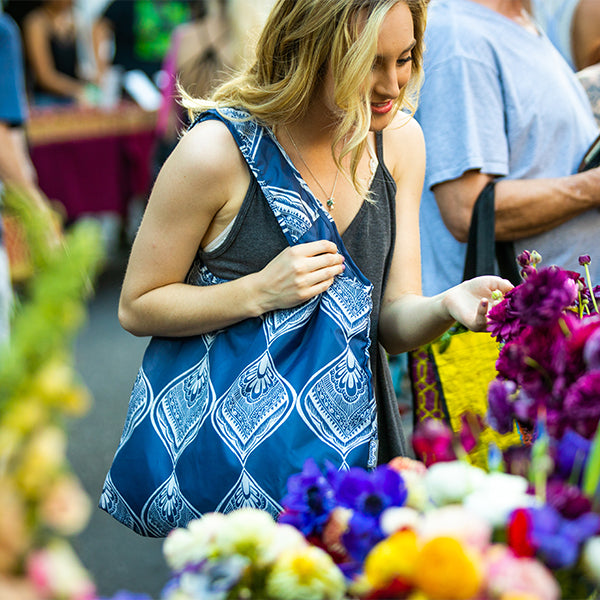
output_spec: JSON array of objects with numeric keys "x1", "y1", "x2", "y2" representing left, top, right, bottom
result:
[
  {"x1": 378, "y1": 115, "x2": 512, "y2": 355},
  {"x1": 119, "y1": 119, "x2": 345, "y2": 337},
  {"x1": 23, "y1": 11, "x2": 85, "y2": 101}
]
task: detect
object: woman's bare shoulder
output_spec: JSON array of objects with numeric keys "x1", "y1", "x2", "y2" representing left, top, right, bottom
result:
[
  {"x1": 163, "y1": 118, "x2": 246, "y2": 187},
  {"x1": 382, "y1": 112, "x2": 425, "y2": 178}
]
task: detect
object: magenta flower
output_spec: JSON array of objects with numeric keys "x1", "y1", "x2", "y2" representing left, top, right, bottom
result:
[
  {"x1": 513, "y1": 266, "x2": 578, "y2": 328},
  {"x1": 411, "y1": 418, "x2": 456, "y2": 466},
  {"x1": 583, "y1": 327, "x2": 600, "y2": 371},
  {"x1": 546, "y1": 478, "x2": 592, "y2": 519}
]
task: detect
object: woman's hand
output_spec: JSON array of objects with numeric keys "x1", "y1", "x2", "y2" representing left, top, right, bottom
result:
[
  {"x1": 253, "y1": 240, "x2": 345, "y2": 313},
  {"x1": 442, "y1": 275, "x2": 513, "y2": 332}
]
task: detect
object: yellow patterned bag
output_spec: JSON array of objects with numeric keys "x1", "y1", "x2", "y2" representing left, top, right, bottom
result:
[{"x1": 409, "y1": 329, "x2": 522, "y2": 468}]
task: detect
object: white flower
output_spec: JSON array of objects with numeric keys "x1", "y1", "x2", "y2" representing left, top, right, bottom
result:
[
  {"x1": 262, "y1": 523, "x2": 307, "y2": 564},
  {"x1": 401, "y1": 469, "x2": 430, "y2": 511},
  {"x1": 418, "y1": 505, "x2": 492, "y2": 553},
  {"x1": 266, "y1": 545, "x2": 346, "y2": 600},
  {"x1": 582, "y1": 536, "x2": 600, "y2": 585},
  {"x1": 463, "y1": 472, "x2": 539, "y2": 528},
  {"x1": 163, "y1": 513, "x2": 226, "y2": 570},
  {"x1": 425, "y1": 460, "x2": 487, "y2": 505},
  {"x1": 214, "y1": 508, "x2": 277, "y2": 566},
  {"x1": 380, "y1": 506, "x2": 421, "y2": 536}
]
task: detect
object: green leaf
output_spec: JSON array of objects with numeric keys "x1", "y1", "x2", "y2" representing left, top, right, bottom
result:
[{"x1": 583, "y1": 422, "x2": 600, "y2": 498}]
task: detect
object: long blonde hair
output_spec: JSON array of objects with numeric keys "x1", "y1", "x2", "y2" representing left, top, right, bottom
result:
[{"x1": 181, "y1": 0, "x2": 428, "y2": 195}]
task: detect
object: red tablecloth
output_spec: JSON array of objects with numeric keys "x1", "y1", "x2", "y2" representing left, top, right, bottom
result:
[{"x1": 27, "y1": 103, "x2": 157, "y2": 221}]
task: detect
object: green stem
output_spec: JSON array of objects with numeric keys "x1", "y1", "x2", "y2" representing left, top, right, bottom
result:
[{"x1": 585, "y1": 263, "x2": 599, "y2": 313}]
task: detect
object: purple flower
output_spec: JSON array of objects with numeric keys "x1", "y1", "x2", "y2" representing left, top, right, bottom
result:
[
  {"x1": 517, "y1": 250, "x2": 532, "y2": 267},
  {"x1": 488, "y1": 289, "x2": 526, "y2": 343},
  {"x1": 333, "y1": 465, "x2": 407, "y2": 517},
  {"x1": 487, "y1": 378, "x2": 516, "y2": 434},
  {"x1": 555, "y1": 429, "x2": 591, "y2": 482},
  {"x1": 564, "y1": 372, "x2": 600, "y2": 439},
  {"x1": 562, "y1": 511, "x2": 600, "y2": 544},
  {"x1": 579, "y1": 255, "x2": 592, "y2": 266},
  {"x1": 503, "y1": 444, "x2": 532, "y2": 478},
  {"x1": 528, "y1": 506, "x2": 580, "y2": 570},
  {"x1": 496, "y1": 341, "x2": 526, "y2": 381},
  {"x1": 279, "y1": 458, "x2": 335, "y2": 535},
  {"x1": 102, "y1": 593, "x2": 153, "y2": 600},
  {"x1": 513, "y1": 266, "x2": 578, "y2": 328}
]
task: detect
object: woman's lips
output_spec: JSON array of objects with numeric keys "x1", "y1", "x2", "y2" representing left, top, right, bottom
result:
[{"x1": 371, "y1": 100, "x2": 394, "y2": 114}]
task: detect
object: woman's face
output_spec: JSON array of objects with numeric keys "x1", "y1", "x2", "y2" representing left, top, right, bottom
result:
[{"x1": 369, "y1": 1, "x2": 415, "y2": 130}]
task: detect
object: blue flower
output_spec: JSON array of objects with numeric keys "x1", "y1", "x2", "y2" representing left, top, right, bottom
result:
[
  {"x1": 333, "y1": 465, "x2": 407, "y2": 517},
  {"x1": 555, "y1": 428, "x2": 591, "y2": 483},
  {"x1": 278, "y1": 458, "x2": 335, "y2": 535},
  {"x1": 342, "y1": 511, "x2": 384, "y2": 563}
]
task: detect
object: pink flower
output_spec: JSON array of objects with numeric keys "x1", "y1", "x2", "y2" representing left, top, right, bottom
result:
[
  {"x1": 39, "y1": 475, "x2": 91, "y2": 536},
  {"x1": 26, "y1": 540, "x2": 96, "y2": 600},
  {"x1": 484, "y1": 545, "x2": 560, "y2": 600}
]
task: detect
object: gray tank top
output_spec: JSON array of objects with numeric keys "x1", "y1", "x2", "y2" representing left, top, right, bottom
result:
[{"x1": 188, "y1": 131, "x2": 407, "y2": 462}]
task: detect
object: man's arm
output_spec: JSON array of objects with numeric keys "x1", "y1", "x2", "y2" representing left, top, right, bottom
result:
[{"x1": 432, "y1": 167, "x2": 600, "y2": 243}]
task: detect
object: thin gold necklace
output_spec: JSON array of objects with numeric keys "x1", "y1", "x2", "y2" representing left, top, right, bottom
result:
[{"x1": 285, "y1": 126, "x2": 340, "y2": 211}]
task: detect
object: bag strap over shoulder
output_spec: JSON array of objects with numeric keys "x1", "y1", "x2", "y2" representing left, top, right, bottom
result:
[{"x1": 462, "y1": 181, "x2": 521, "y2": 285}]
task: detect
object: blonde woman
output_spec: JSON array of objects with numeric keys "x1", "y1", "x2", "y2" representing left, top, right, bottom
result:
[{"x1": 101, "y1": 0, "x2": 511, "y2": 535}]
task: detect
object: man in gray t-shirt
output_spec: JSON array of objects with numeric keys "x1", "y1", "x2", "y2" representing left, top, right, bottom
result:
[{"x1": 416, "y1": 0, "x2": 600, "y2": 296}]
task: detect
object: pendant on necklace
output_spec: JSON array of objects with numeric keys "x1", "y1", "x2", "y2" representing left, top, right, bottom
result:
[{"x1": 326, "y1": 197, "x2": 335, "y2": 211}]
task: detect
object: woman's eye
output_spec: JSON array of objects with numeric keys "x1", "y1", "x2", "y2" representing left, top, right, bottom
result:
[{"x1": 397, "y1": 55, "x2": 413, "y2": 66}]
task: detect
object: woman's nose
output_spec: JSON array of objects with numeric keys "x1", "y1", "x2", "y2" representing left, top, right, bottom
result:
[{"x1": 375, "y1": 67, "x2": 402, "y2": 99}]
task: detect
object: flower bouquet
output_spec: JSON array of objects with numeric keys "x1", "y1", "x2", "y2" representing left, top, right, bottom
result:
[{"x1": 161, "y1": 457, "x2": 568, "y2": 599}]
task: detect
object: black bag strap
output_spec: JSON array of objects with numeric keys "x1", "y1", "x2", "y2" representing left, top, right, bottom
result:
[{"x1": 462, "y1": 181, "x2": 521, "y2": 285}]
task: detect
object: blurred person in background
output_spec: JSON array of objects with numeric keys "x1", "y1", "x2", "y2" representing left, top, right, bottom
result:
[
  {"x1": 100, "y1": 0, "x2": 191, "y2": 83},
  {"x1": 22, "y1": 0, "x2": 106, "y2": 107},
  {"x1": 155, "y1": 0, "x2": 233, "y2": 166},
  {"x1": 524, "y1": 0, "x2": 600, "y2": 71},
  {"x1": 226, "y1": 0, "x2": 276, "y2": 69},
  {"x1": 524, "y1": 0, "x2": 600, "y2": 124},
  {"x1": 0, "y1": 5, "x2": 59, "y2": 344},
  {"x1": 415, "y1": 0, "x2": 600, "y2": 300}
]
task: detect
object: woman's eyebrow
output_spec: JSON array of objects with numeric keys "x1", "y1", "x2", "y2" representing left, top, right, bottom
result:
[{"x1": 375, "y1": 38, "x2": 416, "y2": 60}]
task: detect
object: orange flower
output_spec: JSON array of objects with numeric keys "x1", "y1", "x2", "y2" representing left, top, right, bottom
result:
[{"x1": 413, "y1": 536, "x2": 483, "y2": 600}]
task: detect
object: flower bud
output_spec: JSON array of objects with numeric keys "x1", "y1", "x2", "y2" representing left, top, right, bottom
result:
[{"x1": 579, "y1": 254, "x2": 592, "y2": 266}]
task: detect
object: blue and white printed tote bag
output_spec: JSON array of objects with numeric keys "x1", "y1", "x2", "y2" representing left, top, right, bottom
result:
[{"x1": 99, "y1": 108, "x2": 377, "y2": 537}]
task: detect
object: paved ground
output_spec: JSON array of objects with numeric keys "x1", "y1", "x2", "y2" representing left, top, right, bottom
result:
[
  {"x1": 70, "y1": 252, "x2": 170, "y2": 599},
  {"x1": 68, "y1": 248, "x2": 414, "y2": 598}
]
